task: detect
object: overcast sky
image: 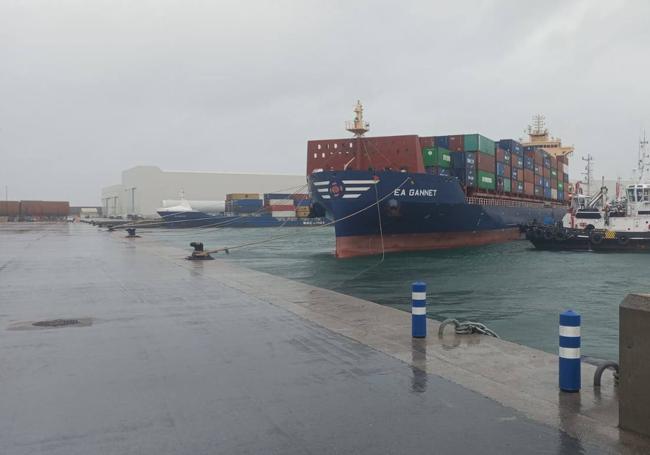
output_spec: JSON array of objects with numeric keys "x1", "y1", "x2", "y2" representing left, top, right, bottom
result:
[{"x1": 1, "y1": 0, "x2": 649, "y2": 205}]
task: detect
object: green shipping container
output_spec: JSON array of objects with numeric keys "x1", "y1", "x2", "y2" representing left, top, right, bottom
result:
[
  {"x1": 558, "y1": 181, "x2": 564, "y2": 191},
  {"x1": 464, "y1": 134, "x2": 496, "y2": 155},
  {"x1": 503, "y1": 178, "x2": 511, "y2": 192},
  {"x1": 421, "y1": 146, "x2": 452, "y2": 168},
  {"x1": 477, "y1": 171, "x2": 496, "y2": 190}
]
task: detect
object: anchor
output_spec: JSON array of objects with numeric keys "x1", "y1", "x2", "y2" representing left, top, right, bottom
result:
[{"x1": 186, "y1": 242, "x2": 214, "y2": 260}]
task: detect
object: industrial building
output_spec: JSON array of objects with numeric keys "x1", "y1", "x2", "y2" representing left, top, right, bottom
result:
[{"x1": 101, "y1": 166, "x2": 307, "y2": 218}]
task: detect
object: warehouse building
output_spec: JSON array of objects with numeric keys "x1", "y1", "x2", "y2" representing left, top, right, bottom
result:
[{"x1": 101, "y1": 166, "x2": 307, "y2": 218}]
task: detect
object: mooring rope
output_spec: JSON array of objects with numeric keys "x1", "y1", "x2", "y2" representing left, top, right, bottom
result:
[{"x1": 200, "y1": 176, "x2": 411, "y2": 255}]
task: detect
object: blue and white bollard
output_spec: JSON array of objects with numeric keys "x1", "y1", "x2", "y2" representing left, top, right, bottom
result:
[
  {"x1": 412, "y1": 282, "x2": 427, "y2": 338},
  {"x1": 559, "y1": 310, "x2": 581, "y2": 392}
]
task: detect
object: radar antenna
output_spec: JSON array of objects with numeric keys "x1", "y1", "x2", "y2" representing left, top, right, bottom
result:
[{"x1": 345, "y1": 100, "x2": 370, "y2": 137}]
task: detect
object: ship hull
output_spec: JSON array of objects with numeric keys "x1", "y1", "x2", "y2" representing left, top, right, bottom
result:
[{"x1": 310, "y1": 170, "x2": 567, "y2": 258}]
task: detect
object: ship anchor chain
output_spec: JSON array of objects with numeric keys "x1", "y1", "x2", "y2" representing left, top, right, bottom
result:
[{"x1": 438, "y1": 319, "x2": 500, "y2": 338}]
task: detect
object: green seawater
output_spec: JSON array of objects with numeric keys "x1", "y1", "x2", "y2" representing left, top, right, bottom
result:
[{"x1": 150, "y1": 226, "x2": 650, "y2": 361}]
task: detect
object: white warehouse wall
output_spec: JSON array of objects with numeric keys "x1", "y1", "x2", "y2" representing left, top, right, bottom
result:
[{"x1": 102, "y1": 166, "x2": 307, "y2": 217}]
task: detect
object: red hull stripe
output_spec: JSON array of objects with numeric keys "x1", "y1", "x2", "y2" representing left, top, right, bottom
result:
[{"x1": 335, "y1": 228, "x2": 523, "y2": 258}]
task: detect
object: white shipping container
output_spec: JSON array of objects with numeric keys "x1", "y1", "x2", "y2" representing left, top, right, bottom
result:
[
  {"x1": 551, "y1": 189, "x2": 558, "y2": 200},
  {"x1": 271, "y1": 211, "x2": 295, "y2": 218},
  {"x1": 268, "y1": 199, "x2": 294, "y2": 205}
]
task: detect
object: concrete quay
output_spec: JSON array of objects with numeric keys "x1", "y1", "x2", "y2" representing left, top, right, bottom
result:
[{"x1": 1, "y1": 223, "x2": 648, "y2": 454}]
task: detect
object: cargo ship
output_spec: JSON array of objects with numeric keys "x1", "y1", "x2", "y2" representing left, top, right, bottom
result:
[
  {"x1": 156, "y1": 192, "x2": 327, "y2": 228},
  {"x1": 308, "y1": 102, "x2": 572, "y2": 258}
]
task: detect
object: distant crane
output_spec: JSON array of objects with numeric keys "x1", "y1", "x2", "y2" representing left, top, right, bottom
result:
[{"x1": 582, "y1": 154, "x2": 594, "y2": 196}]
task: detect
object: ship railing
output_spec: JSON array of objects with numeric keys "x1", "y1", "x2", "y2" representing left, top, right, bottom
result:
[{"x1": 465, "y1": 196, "x2": 565, "y2": 209}]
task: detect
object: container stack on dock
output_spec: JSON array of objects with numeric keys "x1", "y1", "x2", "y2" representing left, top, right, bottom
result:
[{"x1": 421, "y1": 134, "x2": 570, "y2": 202}]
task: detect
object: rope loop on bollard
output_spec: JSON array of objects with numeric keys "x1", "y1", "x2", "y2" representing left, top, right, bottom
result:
[{"x1": 438, "y1": 319, "x2": 499, "y2": 338}]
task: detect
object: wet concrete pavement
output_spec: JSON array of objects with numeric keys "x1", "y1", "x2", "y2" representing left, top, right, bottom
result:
[{"x1": 0, "y1": 224, "x2": 643, "y2": 454}]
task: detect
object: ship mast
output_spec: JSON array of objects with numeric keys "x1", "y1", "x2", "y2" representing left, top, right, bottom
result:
[
  {"x1": 637, "y1": 131, "x2": 649, "y2": 182},
  {"x1": 345, "y1": 100, "x2": 370, "y2": 137},
  {"x1": 582, "y1": 154, "x2": 594, "y2": 197}
]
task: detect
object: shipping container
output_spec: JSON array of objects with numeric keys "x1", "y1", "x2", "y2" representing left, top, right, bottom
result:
[
  {"x1": 498, "y1": 139, "x2": 523, "y2": 155},
  {"x1": 292, "y1": 193, "x2": 310, "y2": 201},
  {"x1": 503, "y1": 178, "x2": 511, "y2": 193},
  {"x1": 550, "y1": 169, "x2": 558, "y2": 179},
  {"x1": 496, "y1": 162, "x2": 506, "y2": 177},
  {"x1": 476, "y1": 152, "x2": 495, "y2": 173},
  {"x1": 268, "y1": 204, "x2": 295, "y2": 211},
  {"x1": 448, "y1": 135, "x2": 464, "y2": 152},
  {"x1": 523, "y1": 169, "x2": 534, "y2": 182},
  {"x1": 542, "y1": 167, "x2": 550, "y2": 178},
  {"x1": 434, "y1": 136, "x2": 449, "y2": 148},
  {"x1": 534, "y1": 151, "x2": 544, "y2": 166},
  {"x1": 524, "y1": 156, "x2": 534, "y2": 170},
  {"x1": 558, "y1": 190, "x2": 565, "y2": 200},
  {"x1": 511, "y1": 168, "x2": 519, "y2": 181},
  {"x1": 496, "y1": 148, "x2": 505, "y2": 162},
  {"x1": 226, "y1": 193, "x2": 260, "y2": 200},
  {"x1": 514, "y1": 156, "x2": 524, "y2": 168},
  {"x1": 534, "y1": 164, "x2": 541, "y2": 175},
  {"x1": 543, "y1": 178, "x2": 550, "y2": 189},
  {"x1": 421, "y1": 146, "x2": 451, "y2": 168},
  {"x1": 19, "y1": 201, "x2": 69, "y2": 217},
  {"x1": 294, "y1": 199, "x2": 311, "y2": 207},
  {"x1": 504, "y1": 150, "x2": 511, "y2": 164},
  {"x1": 551, "y1": 178, "x2": 558, "y2": 189},
  {"x1": 563, "y1": 172, "x2": 569, "y2": 182},
  {"x1": 264, "y1": 193, "x2": 292, "y2": 200},
  {"x1": 524, "y1": 182, "x2": 535, "y2": 196},
  {"x1": 271, "y1": 211, "x2": 295, "y2": 218},
  {"x1": 0, "y1": 201, "x2": 20, "y2": 217},
  {"x1": 268, "y1": 199, "x2": 293, "y2": 205},
  {"x1": 514, "y1": 181, "x2": 524, "y2": 194},
  {"x1": 551, "y1": 189, "x2": 558, "y2": 200},
  {"x1": 477, "y1": 171, "x2": 496, "y2": 190},
  {"x1": 451, "y1": 167, "x2": 477, "y2": 187},
  {"x1": 558, "y1": 182, "x2": 564, "y2": 191},
  {"x1": 543, "y1": 157, "x2": 551, "y2": 168},
  {"x1": 534, "y1": 186, "x2": 543, "y2": 197},
  {"x1": 544, "y1": 187, "x2": 552, "y2": 199},
  {"x1": 536, "y1": 175, "x2": 544, "y2": 187},
  {"x1": 464, "y1": 134, "x2": 495, "y2": 155}
]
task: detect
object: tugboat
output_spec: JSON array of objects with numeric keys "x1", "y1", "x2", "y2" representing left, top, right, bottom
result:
[{"x1": 526, "y1": 135, "x2": 650, "y2": 251}]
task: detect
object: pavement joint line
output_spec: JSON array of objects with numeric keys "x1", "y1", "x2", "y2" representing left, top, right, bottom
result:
[{"x1": 133, "y1": 235, "x2": 649, "y2": 453}]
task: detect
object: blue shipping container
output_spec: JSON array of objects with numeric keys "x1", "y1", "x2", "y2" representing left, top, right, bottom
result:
[
  {"x1": 543, "y1": 157, "x2": 551, "y2": 168},
  {"x1": 544, "y1": 187, "x2": 552, "y2": 199},
  {"x1": 558, "y1": 190, "x2": 565, "y2": 200},
  {"x1": 451, "y1": 152, "x2": 466, "y2": 169},
  {"x1": 512, "y1": 168, "x2": 519, "y2": 180},
  {"x1": 504, "y1": 150, "x2": 511, "y2": 163},
  {"x1": 524, "y1": 157, "x2": 534, "y2": 170},
  {"x1": 516, "y1": 181, "x2": 524, "y2": 193},
  {"x1": 496, "y1": 162, "x2": 506, "y2": 177},
  {"x1": 543, "y1": 178, "x2": 550, "y2": 188},
  {"x1": 499, "y1": 139, "x2": 523, "y2": 155},
  {"x1": 434, "y1": 136, "x2": 450, "y2": 148},
  {"x1": 264, "y1": 193, "x2": 293, "y2": 200},
  {"x1": 515, "y1": 156, "x2": 524, "y2": 168},
  {"x1": 536, "y1": 175, "x2": 544, "y2": 186}
]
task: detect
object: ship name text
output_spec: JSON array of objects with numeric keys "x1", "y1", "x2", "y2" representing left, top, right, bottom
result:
[{"x1": 393, "y1": 188, "x2": 438, "y2": 197}]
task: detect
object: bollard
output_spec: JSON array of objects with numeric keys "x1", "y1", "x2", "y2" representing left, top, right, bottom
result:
[
  {"x1": 411, "y1": 282, "x2": 427, "y2": 338},
  {"x1": 559, "y1": 310, "x2": 581, "y2": 392}
]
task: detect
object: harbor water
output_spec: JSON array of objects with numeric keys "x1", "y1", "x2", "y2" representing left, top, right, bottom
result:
[{"x1": 150, "y1": 226, "x2": 647, "y2": 361}]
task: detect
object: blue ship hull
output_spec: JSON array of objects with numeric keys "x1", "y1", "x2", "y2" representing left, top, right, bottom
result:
[
  {"x1": 309, "y1": 170, "x2": 567, "y2": 257},
  {"x1": 156, "y1": 210, "x2": 327, "y2": 228}
]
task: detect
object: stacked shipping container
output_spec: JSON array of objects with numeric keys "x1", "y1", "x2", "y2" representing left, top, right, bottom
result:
[{"x1": 422, "y1": 135, "x2": 569, "y2": 202}]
